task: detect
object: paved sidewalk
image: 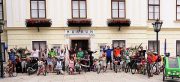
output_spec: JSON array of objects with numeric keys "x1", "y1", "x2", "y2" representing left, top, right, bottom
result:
[{"x1": 0, "y1": 70, "x2": 179, "y2": 82}]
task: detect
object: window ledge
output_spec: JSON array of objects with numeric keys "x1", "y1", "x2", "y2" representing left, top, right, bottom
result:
[
  {"x1": 174, "y1": 20, "x2": 180, "y2": 23},
  {"x1": 147, "y1": 19, "x2": 163, "y2": 23},
  {"x1": 147, "y1": 20, "x2": 156, "y2": 23}
]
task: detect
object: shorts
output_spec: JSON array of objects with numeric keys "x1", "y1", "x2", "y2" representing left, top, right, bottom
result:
[{"x1": 106, "y1": 57, "x2": 112, "y2": 63}]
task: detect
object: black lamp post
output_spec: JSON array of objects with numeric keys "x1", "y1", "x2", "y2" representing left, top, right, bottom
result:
[
  {"x1": 0, "y1": 21, "x2": 3, "y2": 78},
  {"x1": 152, "y1": 19, "x2": 163, "y2": 54}
]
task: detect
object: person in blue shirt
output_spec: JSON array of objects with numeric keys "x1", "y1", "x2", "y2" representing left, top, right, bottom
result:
[
  {"x1": 104, "y1": 46, "x2": 113, "y2": 70},
  {"x1": 8, "y1": 49, "x2": 16, "y2": 64},
  {"x1": 7, "y1": 49, "x2": 16, "y2": 72}
]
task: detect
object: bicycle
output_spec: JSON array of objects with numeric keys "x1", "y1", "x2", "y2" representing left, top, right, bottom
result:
[
  {"x1": 140, "y1": 61, "x2": 147, "y2": 75},
  {"x1": 96, "y1": 59, "x2": 107, "y2": 74},
  {"x1": 146, "y1": 61, "x2": 154, "y2": 77},
  {"x1": 113, "y1": 57, "x2": 123, "y2": 73},
  {"x1": 151, "y1": 61, "x2": 161, "y2": 75},
  {"x1": 129, "y1": 57, "x2": 142, "y2": 74},
  {"x1": 3, "y1": 66, "x2": 17, "y2": 78},
  {"x1": 130, "y1": 59, "x2": 139, "y2": 74},
  {"x1": 124, "y1": 56, "x2": 131, "y2": 73}
]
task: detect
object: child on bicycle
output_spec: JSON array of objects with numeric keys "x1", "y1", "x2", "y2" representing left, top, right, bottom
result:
[
  {"x1": 55, "y1": 58, "x2": 64, "y2": 75},
  {"x1": 99, "y1": 50, "x2": 106, "y2": 68},
  {"x1": 37, "y1": 58, "x2": 45, "y2": 75}
]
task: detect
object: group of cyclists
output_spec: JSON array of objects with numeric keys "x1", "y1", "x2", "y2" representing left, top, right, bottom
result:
[
  {"x1": 3, "y1": 44, "x2": 163, "y2": 78},
  {"x1": 94, "y1": 44, "x2": 162, "y2": 77}
]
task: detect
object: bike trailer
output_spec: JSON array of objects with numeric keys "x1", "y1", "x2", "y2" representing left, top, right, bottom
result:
[{"x1": 164, "y1": 57, "x2": 180, "y2": 78}]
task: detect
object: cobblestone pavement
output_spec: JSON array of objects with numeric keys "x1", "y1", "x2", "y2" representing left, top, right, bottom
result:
[{"x1": 0, "y1": 70, "x2": 179, "y2": 82}]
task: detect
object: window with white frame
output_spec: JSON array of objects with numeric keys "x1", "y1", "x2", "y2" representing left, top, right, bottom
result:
[
  {"x1": 72, "y1": 0, "x2": 87, "y2": 18},
  {"x1": 148, "y1": 0, "x2": 160, "y2": 20},
  {"x1": 112, "y1": 0, "x2": 126, "y2": 18},
  {"x1": 30, "y1": 0, "x2": 46, "y2": 18}
]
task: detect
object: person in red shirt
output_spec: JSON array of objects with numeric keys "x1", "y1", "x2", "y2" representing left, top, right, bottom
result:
[{"x1": 114, "y1": 46, "x2": 121, "y2": 58}]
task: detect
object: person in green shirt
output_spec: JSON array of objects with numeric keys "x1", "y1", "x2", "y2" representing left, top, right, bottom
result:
[
  {"x1": 48, "y1": 48, "x2": 57, "y2": 58},
  {"x1": 77, "y1": 48, "x2": 84, "y2": 59}
]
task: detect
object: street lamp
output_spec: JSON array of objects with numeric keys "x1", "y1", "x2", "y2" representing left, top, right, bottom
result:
[
  {"x1": 0, "y1": 20, "x2": 4, "y2": 78},
  {"x1": 152, "y1": 19, "x2": 163, "y2": 54}
]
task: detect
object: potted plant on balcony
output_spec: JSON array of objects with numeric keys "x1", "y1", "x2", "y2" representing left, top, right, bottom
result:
[
  {"x1": 67, "y1": 19, "x2": 92, "y2": 30},
  {"x1": 25, "y1": 19, "x2": 52, "y2": 31},
  {"x1": 107, "y1": 19, "x2": 131, "y2": 31}
]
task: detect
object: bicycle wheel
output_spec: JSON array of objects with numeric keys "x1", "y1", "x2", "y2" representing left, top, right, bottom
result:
[
  {"x1": 3, "y1": 68, "x2": 6, "y2": 78},
  {"x1": 131, "y1": 68, "x2": 136, "y2": 74},
  {"x1": 66, "y1": 66, "x2": 69, "y2": 73},
  {"x1": 114, "y1": 64, "x2": 118, "y2": 73},
  {"x1": 84, "y1": 67, "x2": 87, "y2": 73},
  {"x1": 142, "y1": 65, "x2": 146, "y2": 75},
  {"x1": 156, "y1": 62, "x2": 160, "y2": 75},
  {"x1": 146, "y1": 63, "x2": 152, "y2": 77},
  {"x1": 78, "y1": 69, "x2": 81, "y2": 74},
  {"x1": 103, "y1": 66, "x2": 107, "y2": 72},
  {"x1": 56, "y1": 71, "x2": 59, "y2": 75},
  {"x1": 12, "y1": 72, "x2": 17, "y2": 77},
  {"x1": 163, "y1": 68, "x2": 165, "y2": 81},
  {"x1": 125, "y1": 64, "x2": 130, "y2": 73},
  {"x1": 122, "y1": 62, "x2": 126, "y2": 71},
  {"x1": 93, "y1": 65, "x2": 96, "y2": 72},
  {"x1": 131, "y1": 63, "x2": 137, "y2": 74},
  {"x1": 152, "y1": 63, "x2": 159, "y2": 75},
  {"x1": 12, "y1": 67, "x2": 17, "y2": 77},
  {"x1": 97, "y1": 65, "x2": 101, "y2": 74},
  {"x1": 27, "y1": 68, "x2": 31, "y2": 75}
]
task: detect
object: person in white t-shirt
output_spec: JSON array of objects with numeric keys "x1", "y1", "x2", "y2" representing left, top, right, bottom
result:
[
  {"x1": 60, "y1": 49, "x2": 65, "y2": 59},
  {"x1": 31, "y1": 48, "x2": 40, "y2": 60}
]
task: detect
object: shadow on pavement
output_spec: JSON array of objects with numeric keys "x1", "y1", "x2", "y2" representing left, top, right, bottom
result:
[{"x1": 164, "y1": 79, "x2": 180, "y2": 82}]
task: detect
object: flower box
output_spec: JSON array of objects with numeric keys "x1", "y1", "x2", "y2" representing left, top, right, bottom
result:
[
  {"x1": 67, "y1": 19, "x2": 92, "y2": 27},
  {"x1": 107, "y1": 19, "x2": 131, "y2": 27},
  {"x1": 25, "y1": 19, "x2": 52, "y2": 27}
]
